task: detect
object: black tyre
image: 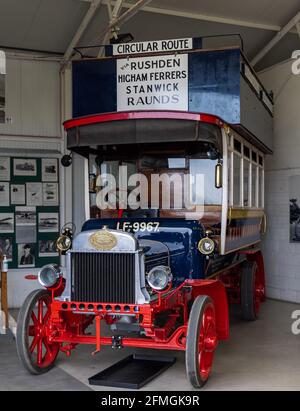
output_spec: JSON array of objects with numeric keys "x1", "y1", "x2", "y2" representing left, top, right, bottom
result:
[
  {"x1": 240, "y1": 261, "x2": 260, "y2": 321},
  {"x1": 186, "y1": 296, "x2": 218, "y2": 388},
  {"x1": 16, "y1": 289, "x2": 59, "y2": 375}
]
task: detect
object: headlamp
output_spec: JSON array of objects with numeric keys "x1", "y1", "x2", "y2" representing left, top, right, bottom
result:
[
  {"x1": 147, "y1": 266, "x2": 172, "y2": 291},
  {"x1": 38, "y1": 265, "x2": 62, "y2": 288},
  {"x1": 56, "y1": 235, "x2": 72, "y2": 252},
  {"x1": 198, "y1": 237, "x2": 215, "y2": 255}
]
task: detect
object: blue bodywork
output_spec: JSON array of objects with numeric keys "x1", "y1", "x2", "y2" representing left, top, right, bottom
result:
[
  {"x1": 82, "y1": 218, "x2": 206, "y2": 284},
  {"x1": 71, "y1": 47, "x2": 273, "y2": 153},
  {"x1": 72, "y1": 49, "x2": 240, "y2": 122}
]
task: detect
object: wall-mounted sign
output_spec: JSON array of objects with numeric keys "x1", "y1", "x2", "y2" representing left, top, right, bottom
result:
[
  {"x1": 117, "y1": 53, "x2": 188, "y2": 111},
  {"x1": 113, "y1": 38, "x2": 193, "y2": 56}
]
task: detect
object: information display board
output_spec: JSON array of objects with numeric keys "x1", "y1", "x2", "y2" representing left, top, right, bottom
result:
[{"x1": 0, "y1": 156, "x2": 60, "y2": 269}]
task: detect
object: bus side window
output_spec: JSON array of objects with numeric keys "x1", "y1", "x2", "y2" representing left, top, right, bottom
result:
[
  {"x1": 252, "y1": 164, "x2": 258, "y2": 207},
  {"x1": 259, "y1": 167, "x2": 264, "y2": 208},
  {"x1": 243, "y1": 159, "x2": 250, "y2": 207},
  {"x1": 233, "y1": 153, "x2": 241, "y2": 206}
]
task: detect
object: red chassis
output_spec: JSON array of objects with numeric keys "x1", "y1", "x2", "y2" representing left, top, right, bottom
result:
[
  {"x1": 48, "y1": 278, "x2": 229, "y2": 353},
  {"x1": 17, "y1": 249, "x2": 265, "y2": 387}
]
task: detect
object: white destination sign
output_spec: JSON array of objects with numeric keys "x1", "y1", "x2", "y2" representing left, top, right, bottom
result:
[
  {"x1": 113, "y1": 38, "x2": 193, "y2": 56},
  {"x1": 117, "y1": 54, "x2": 189, "y2": 111}
]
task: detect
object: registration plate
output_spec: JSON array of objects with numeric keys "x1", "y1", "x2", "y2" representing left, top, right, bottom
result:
[{"x1": 116, "y1": 222, "x2": 160, "y2": 232}]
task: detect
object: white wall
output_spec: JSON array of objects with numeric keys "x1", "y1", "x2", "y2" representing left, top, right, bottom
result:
[
  {"x1": 0, "y1": 56, "x2": 61, "y2": 138},
  {"x1": 260, "y1": 59, "x2": 300, "y2": 303},
  {"x1": 0, "y1": 55, "x2": 64, "y2": 308}
]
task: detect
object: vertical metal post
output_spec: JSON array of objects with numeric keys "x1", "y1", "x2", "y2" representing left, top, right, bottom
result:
[
  {"x1": 92, "y1": 315, "x2": 101, "y2": 355},
  {"x1": 0, "y1": 255, "x2": 8, "y2": 330}
]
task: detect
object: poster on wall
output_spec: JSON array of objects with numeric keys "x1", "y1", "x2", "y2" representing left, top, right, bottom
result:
[
  {"x1": 15, "y1": 206, "x2": 36, "y2": 243},
  {"x1": 11, "y1": 184, "x2": 25, "y2": 205},
  {"x1": 39, "y1": 240, "x2": 58, "y2": 257},
  {"x1": 0, "y1": 213, "x2": 14, "y2": 233},
  {"x1": 18, "y1": 243, "x2": 35, "y2": 268},
  {"x1": 43, "y1": 183, "x2": 58, "y2": 206},
  {"x1": 0, "y1": 157, "x2": 10, "y2": 180},
  {"x1": 0, "y1": 182, "x2": 9, "y2": 206},
  {"x1": 13, "y1": 158, "x2": 37, "y2": 176},
  {"x1": 290, "y1": 175, "x2": 300, "y2": 242},
  {"x1": 117, "y1": 53, "x2": 188, "y2": 112},
  {"x1": 38, "y1": 212, "x2": 59, "y2": 233},
  {"x1": 0, "y1": 237, "x2": 13, "y2": 261},
  {"x1": 42, "y1": 158, "x2": 58, "y2": 182},
  {"x1": 26, "y1": 182, "x2": 43, "y2": 206}
]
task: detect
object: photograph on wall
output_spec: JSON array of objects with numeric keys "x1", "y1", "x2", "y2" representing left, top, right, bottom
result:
[
  {"x1": 42, "y1": 158, "x2": 58, "y2": 182},
  {"x1": 42, "y1": 182, "x2": 58, "y2": 206},
  {"x1": 15, "y1": 206, "x2": 36, "y2": 243},
  {"x1": 18, "y1": 243, "x2": 35, "y2": 268},
  {"x1": 13, "y1": 158, "x2": 37, "y2": 176},
  {"x1": 0, "y1": 237, "x2": 13, "y2": 261},
  {"x1": 16, "y1": 225, "x2": 36, "y2": 244},
  {"x1": 0, "y1": 182, "x2": 9, "y2": 206},
  {"x1": 0, "y1": 213, "x2": 14, "y2": 233},
  {"x1": 38, "y1": 212, "x2": 59, "y2": 232},
  {"x1": 39, "y1": 239, "x2": 58, "y2": 257},
  {"x1": 0, "y1": 157, "x2": 10, "y2": 180},
  {"x1": 15, "y1": 206, "x2": 36, "y2": 225},
  {"x1": 26, "y1": 182, "x2": 42, "y2": 206},
  {"x1": 290, "y1": 175, "x2": 300, "y2": 242},
  {"x1": 11, "y1": 184, "x2": 25, "y2": 205}
]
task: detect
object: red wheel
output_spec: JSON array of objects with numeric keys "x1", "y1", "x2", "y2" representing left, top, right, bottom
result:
[
  {"x1": 254, "y1": 267, "x2": 265, "y2": 315},
  {"x1": 186, "y1": 296, "x2": 218, "y2": 388},
  {"x1": 241, "y1": 261, "x2": 264, "y2": 321},
  {"x1": 16, "y1": 289, "x2": 60, "y2": 374}
]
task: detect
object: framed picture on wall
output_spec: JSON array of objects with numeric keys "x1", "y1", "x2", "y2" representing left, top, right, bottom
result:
[
  {"x1": 42, "y1": 158, "x2": 58, "y2": 182},
  {"x1": 0, "y1": 237, "x2": 13, "y2": 261},
  {"x1": 13, "y1": 158, "x2": 37, "y2": 176},
  {"x1": 0, "y1": 157, "x2": 10, "y2": 180},
  {"x1": 11, "y1": 184, "x2": 25, "y2": 205},
  {"x1": 38, "y1": 212, "x2": 59, "y2": 233},
  {"x1": 26, "y1": 182, "x2": 43, "y2": 206},
  {"x1": 42, "y1": 182, "x2": 58, "y2": 206},
  {"x1": 0, "y1": 182, "x2": 9, "y2": 206},
  {"x1": 18, "y1": 243, "x2": 35, "y2": 268},
  {"x1": 290, "y1": 176, "x2": 300, "y2": 242},
  {"x1": 0, "y1": 213, "x2": 14, "y2": 233},
  {"x1": 39, "y1": 240, "x2": 58, "y2": 257}
]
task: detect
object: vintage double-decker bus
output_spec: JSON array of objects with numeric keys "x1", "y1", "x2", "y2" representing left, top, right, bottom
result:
[{"x1": 16, "y1": 37, "x2": 272, "y2": 388}]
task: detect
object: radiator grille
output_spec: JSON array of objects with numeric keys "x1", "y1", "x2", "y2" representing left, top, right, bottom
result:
[{"x1": 71, "y1": 252, "x2": 136, "y2": 304}]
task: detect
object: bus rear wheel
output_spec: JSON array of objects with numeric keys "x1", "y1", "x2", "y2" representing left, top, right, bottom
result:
[
  {"x1": 16, "y1": 289, "x2": 60, "y2": 374},
  {"x1": 186, "y1": 296, "x2": 218, "y2": 388},
  {"x1": 241, "y1": 261, "x2": 264, "y2": 321}
]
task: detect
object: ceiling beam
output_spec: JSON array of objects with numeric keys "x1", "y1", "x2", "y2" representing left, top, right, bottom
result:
[
  {"x1": 97, "y1": 0, "x2": 125, "y2": 56},
  {"x1": 107, "y1": 0, "x2": 152, "y2": 29},
  {"x1": 103, "y1": 0, "x2": 294, "y2": 33},
  {"x1": 82, "y1": 0, "x2": 298, "y2": 34},
  {"x1": 97, "y1": 0, "x2": 152, "y2": 57},
  {"x1": 62, "y1": 0, "x2": 103, "y2": 67},
  {"x1": 251, "y1": 11, "x2": 300, "y2": 66},
  {"x1": 297, "y1": 22, "x2": 300, "y2": 39}
]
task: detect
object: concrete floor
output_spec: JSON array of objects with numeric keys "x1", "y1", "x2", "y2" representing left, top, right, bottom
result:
[{"x1": 1, "y1": 299, "x2": 300, "y2": 391}]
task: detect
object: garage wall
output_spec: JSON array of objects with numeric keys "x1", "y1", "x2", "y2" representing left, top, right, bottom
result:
[
  {"x1": 0, "y1": 55, "x2": 63, "y2": 308},
  {"x1": 259, "y1": 59, "x2": 300, "y2": 303}
]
